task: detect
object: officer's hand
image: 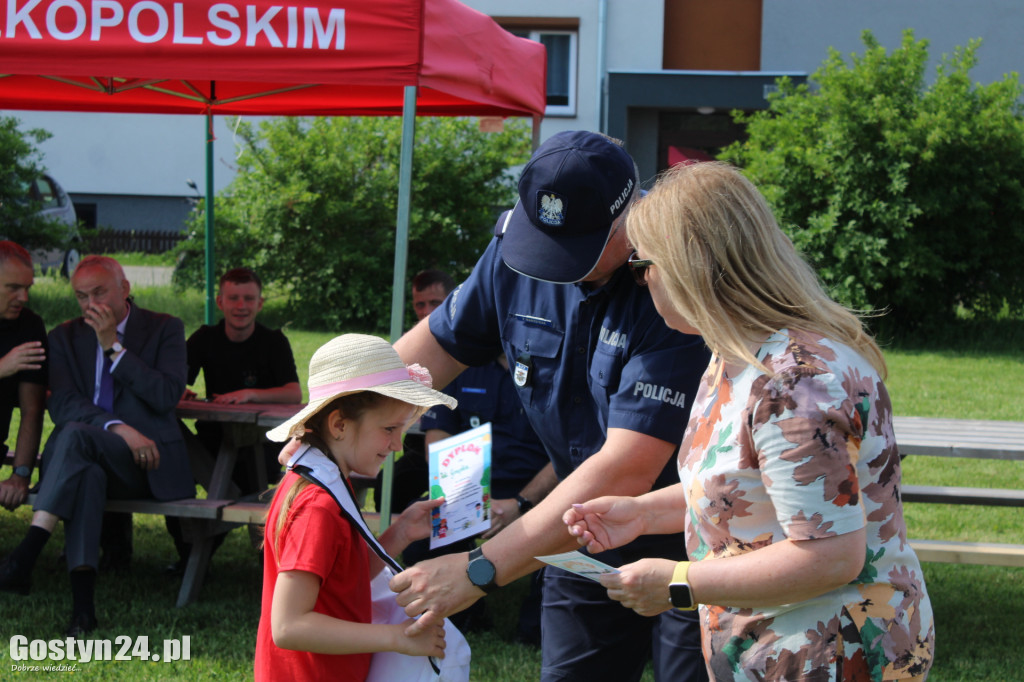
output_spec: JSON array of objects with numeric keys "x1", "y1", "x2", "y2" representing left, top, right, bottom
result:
[
  {"x1": 563, "y1": 496, "x2": 645, "y2": 554},
  {"x1": 390, "y1": 553, "x2": 481, "y2": 635}
]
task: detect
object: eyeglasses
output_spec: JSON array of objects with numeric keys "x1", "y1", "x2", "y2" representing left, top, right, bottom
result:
[{"x1": 628, "y1": 252, "x2": 654, "y2": 286}]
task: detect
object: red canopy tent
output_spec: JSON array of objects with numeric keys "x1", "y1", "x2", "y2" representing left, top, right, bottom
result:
[
  {"x1": 1, "y1": 0, "x2": 546, "y2": 523},
  {"x1": 0, "y1": 0, "x2": 545, "y2": 117},
  {"x1": 0, "y1": 0, "x2": 545, "y2": 330}
]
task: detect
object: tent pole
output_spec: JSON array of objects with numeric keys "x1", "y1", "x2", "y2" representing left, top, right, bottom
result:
[
  {"x1": 204, "y1": 112, "x2": 216, "y2": 325},
  {"x1": 380, "y1": 85, "x2": 418, "y2": 531}
]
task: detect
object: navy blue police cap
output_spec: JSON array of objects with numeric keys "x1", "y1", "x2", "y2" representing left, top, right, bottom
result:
[{"x1": 500, "y1": 130, "x2": 637, "y2": 284}]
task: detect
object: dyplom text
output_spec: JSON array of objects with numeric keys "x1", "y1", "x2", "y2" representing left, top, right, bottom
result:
[{"x1": 1, "y1": 0, "x2": 346, "y2": 49}]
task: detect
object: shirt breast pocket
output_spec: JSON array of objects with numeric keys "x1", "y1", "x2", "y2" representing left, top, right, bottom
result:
[
  {"x1": 590, "y1": 346, "x2": 623, "y2": 405},
  {"x1": 501, "y1": 316, "x2": 564, "y2": 413}
]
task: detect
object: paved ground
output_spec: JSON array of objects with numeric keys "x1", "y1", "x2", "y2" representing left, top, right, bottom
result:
[{"x1": 122, "y1": 265, "x2": 173, "y2": 286}]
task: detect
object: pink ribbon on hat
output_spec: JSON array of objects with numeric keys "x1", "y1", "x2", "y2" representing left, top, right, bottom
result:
[{"x1": 309, "y1": 365, "x2": 431, "y2": 400}]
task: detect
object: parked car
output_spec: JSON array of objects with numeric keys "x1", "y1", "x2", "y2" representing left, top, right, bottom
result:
[{"x1": 26, "y1": 173, "x2": 81, "y2": 277}]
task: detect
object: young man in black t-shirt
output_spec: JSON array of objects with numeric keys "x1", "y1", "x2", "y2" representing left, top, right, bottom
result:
[{"x1": 168, "y1": 268, "x2": 300, "y2": 570}]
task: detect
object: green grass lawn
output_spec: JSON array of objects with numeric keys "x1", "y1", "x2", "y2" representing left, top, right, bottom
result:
[{"x1": 2, "y1": 290, "x2": 1021, "y2": 679}]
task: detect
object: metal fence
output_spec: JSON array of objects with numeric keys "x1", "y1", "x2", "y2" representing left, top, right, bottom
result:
[{"x1": 86, "y1": 229, "x2": 186, "y2": 254}]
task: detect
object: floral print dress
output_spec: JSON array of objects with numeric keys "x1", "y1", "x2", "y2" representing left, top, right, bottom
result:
[{"x1": 679, "y1": 329, "x2": 934, "y2": 681}]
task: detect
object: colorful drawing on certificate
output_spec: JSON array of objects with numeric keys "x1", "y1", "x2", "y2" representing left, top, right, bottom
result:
[
  {"x1": 535, "y1": 550, "x2": 620, "y2": 582},
  {"x1": 427, "y1": 422, "x2": 492, "y2": 549}
]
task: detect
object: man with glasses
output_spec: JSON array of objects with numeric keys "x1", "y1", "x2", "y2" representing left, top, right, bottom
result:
[
  {"x1": 390, "y1": 131, "x2": 712, "y2": 681},
  {"x1": 0, "y1": 256, "x2": 194, "y2": 636}
]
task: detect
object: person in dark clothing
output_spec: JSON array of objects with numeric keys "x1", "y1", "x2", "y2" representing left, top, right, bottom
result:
[
  {"x1": 0, "y1": 241, "x2": 47, "y2": 514},
  {"x1": 167, "y1": 267, "x2": 301, "y2": 572}
]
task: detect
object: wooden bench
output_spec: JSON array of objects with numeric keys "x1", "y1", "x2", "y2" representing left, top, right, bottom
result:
[
  {"x1": 909, "y1": 539, "x2": 1024, "y2": 568},
  {"x1": 25, "y1": 493, "x2": 235, "y2": 520},
  {"x1": 902, "y1": 485, "x2": 1024, "y2": 507},
  {"x1": 895, "y1": 416, "x2": 1024, "y2": 567}
]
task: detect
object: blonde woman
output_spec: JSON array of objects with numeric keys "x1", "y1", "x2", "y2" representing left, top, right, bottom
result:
[{"x1": 564, "y1": 162, "x2": 934, "y2": 681}]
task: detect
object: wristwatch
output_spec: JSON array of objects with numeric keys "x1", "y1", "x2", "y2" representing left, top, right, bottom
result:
[
  {"x1": 12, "y1": 465, "x2": 31, "y2": 479},
  {"x1": 103, "y1": 341, "x2": 124, "y2": 358},
  {"x1": 466, "y1": 546, "x2": 498, "y2": 594},
  {"x1": 669, "y1": 561, "x2": 697, "y2": 610},
  {"x1": 515, "y1": 493, "x2": 534, "y2": 514}
]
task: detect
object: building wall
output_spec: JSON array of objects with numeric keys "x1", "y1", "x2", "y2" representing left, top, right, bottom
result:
[
  {"x1": 464, "y1": 0, "x2": 665, "y2": 139},
  {"x1": 4, "y1": 110, "x2": 246, "y2": 237},
  {"x1": 762, "y1": 0, "x2": 1024, "y2": 86},
  {"x1": 72, "y1": 193, "x2": 195, "y2": 234}
]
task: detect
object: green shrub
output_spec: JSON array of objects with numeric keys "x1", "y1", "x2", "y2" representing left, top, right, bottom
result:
[
  {"x1": 172, "y1": 116, "x2": 533, "y2": 332},
  {"x1": 721, "y1": 30, "x2": 1024, "y2": 334}
]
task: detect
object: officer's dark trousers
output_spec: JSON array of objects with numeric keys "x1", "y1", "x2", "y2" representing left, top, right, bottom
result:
[{"x1": 540, "y1": 550, "x2": 708, "y2": 682}]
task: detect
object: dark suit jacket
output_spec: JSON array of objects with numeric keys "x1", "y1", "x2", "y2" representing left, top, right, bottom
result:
[{"x1": 46, "y1": 304, "x2": 194, "y2": 500}]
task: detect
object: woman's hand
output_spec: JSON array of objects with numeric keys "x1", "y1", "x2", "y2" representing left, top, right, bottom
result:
[
  {"x1": 599, "y1": 558, "x2": 676, "y2": 617},
  {"x1": 562, "y1": 496, "x2": 646, "y2": 554}
]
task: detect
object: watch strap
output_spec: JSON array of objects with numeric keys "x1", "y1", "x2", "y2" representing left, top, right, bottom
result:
[
  {"x1": 103, "y1": 341, "x2": 124, "y2": 358},
  {"x1": 669, "y1": 561, "x2": 697, "y2": 610},
  {"x1": 672, "y1": 560, "x2": 690, "y2": 585},
  {"x1": 515, "y1": 494, "x2": 533, "y2": 513}
]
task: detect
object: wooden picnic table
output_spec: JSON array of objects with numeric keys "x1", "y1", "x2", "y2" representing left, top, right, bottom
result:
[
  {"x1": 893, "y1": 416, "x2": 1024, "y2": 567},
  {"x1": 894, "y1": 416, "x2": 1024, "y2": 462},
  {"x1": 172, "y1": 399, "x2": 300, "y2": 606}
]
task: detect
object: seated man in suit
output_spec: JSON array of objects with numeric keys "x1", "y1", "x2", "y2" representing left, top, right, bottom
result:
[
  {"x1": 0, "y1": 242, "x2": 48, "y2": 513},
  {"x1": 0, "y1": 255, "x2": 194, "y2": 637}
]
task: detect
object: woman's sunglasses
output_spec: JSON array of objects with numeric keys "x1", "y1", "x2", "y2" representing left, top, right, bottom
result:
[{"x1": 628, "y1": 252, "x2": 654, "y2": 286}]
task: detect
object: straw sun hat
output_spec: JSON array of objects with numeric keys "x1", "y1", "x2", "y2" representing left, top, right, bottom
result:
[{"x1": 266, "y1": 334, "x2": 457, "y2": 442}]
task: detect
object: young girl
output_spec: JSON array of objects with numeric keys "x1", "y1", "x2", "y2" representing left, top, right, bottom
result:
[{"x1": 254, "y1": 333, "x2": 459, "y2": 681}]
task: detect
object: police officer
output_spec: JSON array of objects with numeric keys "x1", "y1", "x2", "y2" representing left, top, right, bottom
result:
[{"x1": 390, "y1": 131, "x2": 712, "y2": 681}]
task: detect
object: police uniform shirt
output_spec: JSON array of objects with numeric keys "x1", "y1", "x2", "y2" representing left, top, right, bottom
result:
[{"x1": 428, "y1": 229, "x2": 711, "y2": 482}]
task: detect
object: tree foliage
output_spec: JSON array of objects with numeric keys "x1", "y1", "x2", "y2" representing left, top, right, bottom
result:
[
  {"x1": 720, "y1": 30, "x2": 1024, "y2": 331},
  {"x1": 0, "y1": 116, "x2": 66, "y2": 250},
  {"x1": 174, "y1": 116, "x2": 531, "y2": 332}
]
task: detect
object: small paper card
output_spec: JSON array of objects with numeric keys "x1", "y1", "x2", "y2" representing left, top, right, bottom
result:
[
  {"x1": 535, "y1": 550, "x2": 619, "y2": 582},
  {"x1": 427, "y1": 422, "x2": 492, "y2": 549}
]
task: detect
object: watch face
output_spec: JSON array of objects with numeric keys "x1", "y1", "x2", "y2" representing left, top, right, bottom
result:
[
  {"x1": 467, "y1": 556, "x2": 496, "y2": 587},
  {"x1": 670, "y1": 582, "x2": 695, "y2": 609}
]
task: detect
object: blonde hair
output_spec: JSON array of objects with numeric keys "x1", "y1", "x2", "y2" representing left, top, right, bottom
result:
[
  {"x1": 627, "y1": 162, "x2": 886, "y2": 378},
  {"x1": 265, "y1": 391, "x2": 400, "y2": 562}
]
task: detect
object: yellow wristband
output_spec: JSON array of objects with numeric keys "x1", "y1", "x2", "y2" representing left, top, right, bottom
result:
[
  {"x1": 672, "y1": 561, "x2": 691, "y2": 585},
  {"x1": 669, "y1": 561, "x2": 697, "y2": 610}
]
